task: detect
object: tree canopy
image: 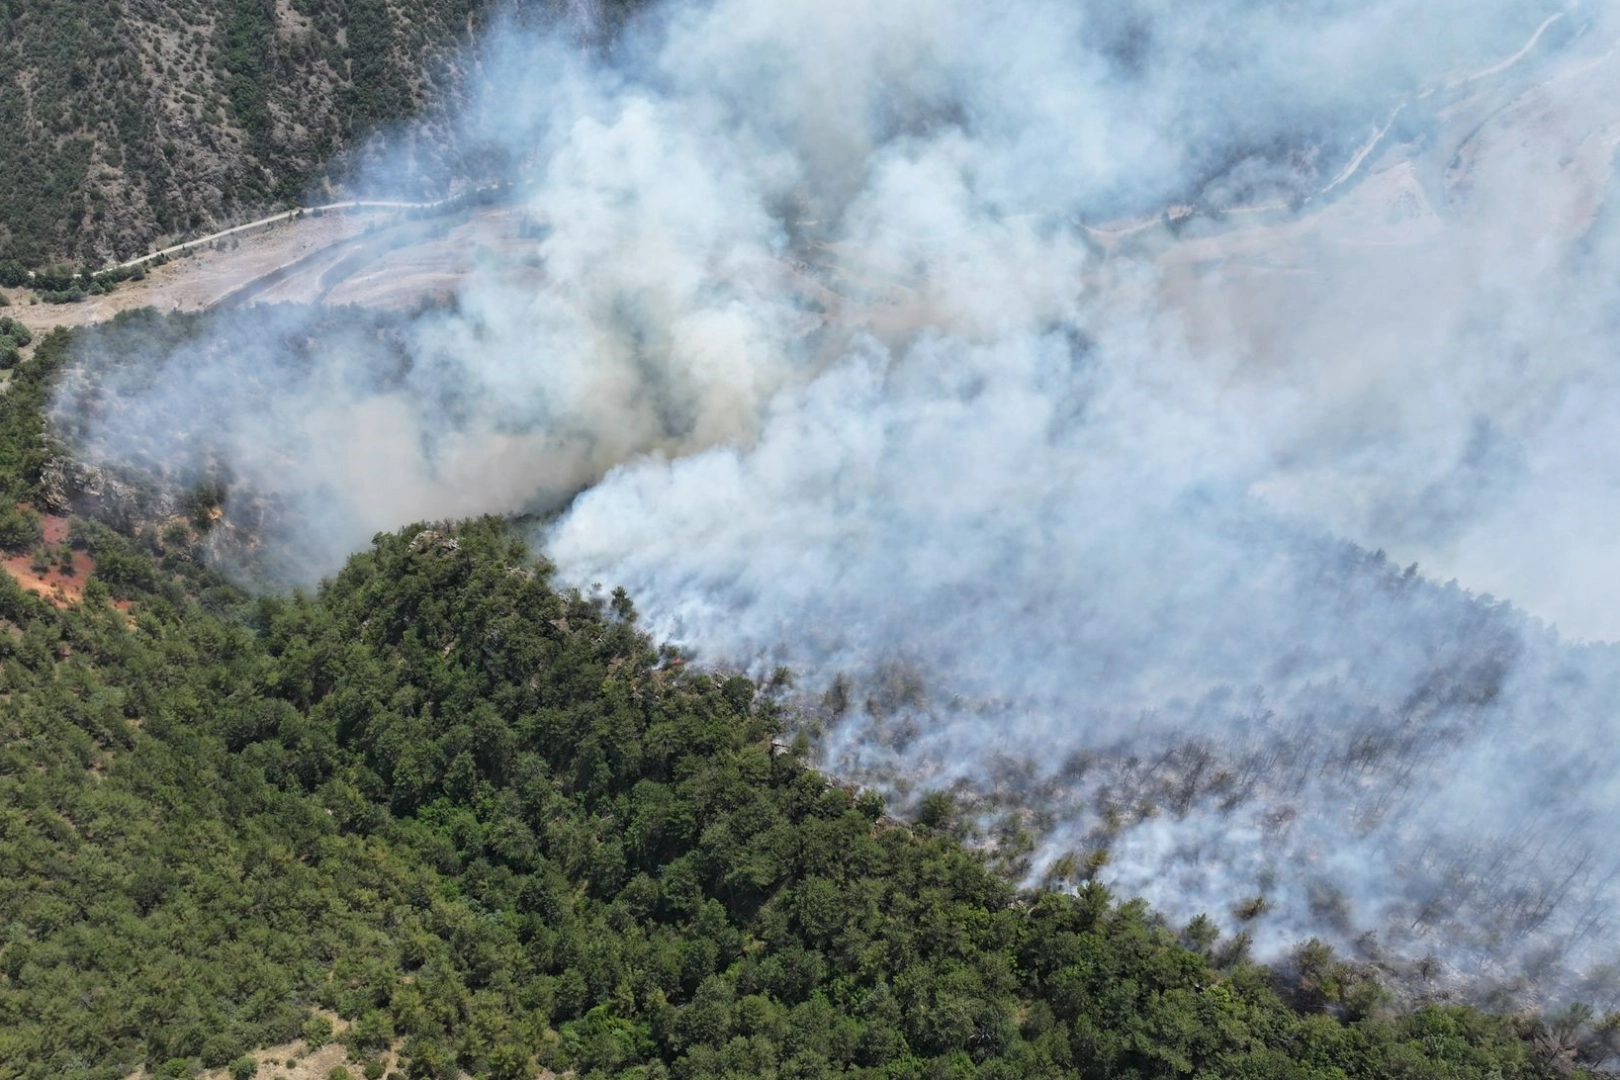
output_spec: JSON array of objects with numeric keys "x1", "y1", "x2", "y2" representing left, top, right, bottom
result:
[{"x1": 0, "y1": 325, "x2": 1599, "y2": 1079}]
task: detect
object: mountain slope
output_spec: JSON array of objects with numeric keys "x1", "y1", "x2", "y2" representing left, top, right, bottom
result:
[
  {"x1": 0, "y1": 517, "x2": 1579, "y2": 1080},
  {"x1": 0, "y1": 331, "x2": 1596, "y2": 1080},
  {"x1": 0, "y1": 0, "x2": 492, "y2": 268}
]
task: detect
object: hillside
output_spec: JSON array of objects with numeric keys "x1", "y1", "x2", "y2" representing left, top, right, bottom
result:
[
  {"x1": 7, "y1": 0, "x2": 1620, "y2": 1073},
  {"x1": 0, "y1": 0, "x2": 499, "y2": 269},
  {"x1": 0, "y1": 328, "x2": 1608, "y2": 1080}
]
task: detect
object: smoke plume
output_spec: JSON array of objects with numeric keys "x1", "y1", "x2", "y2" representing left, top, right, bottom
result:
[{"x1": 57, "y1": 0, "x2": 1620, "y2": 998}]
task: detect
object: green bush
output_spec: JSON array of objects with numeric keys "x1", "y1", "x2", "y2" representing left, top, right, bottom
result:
[
  {"x1": 0, "y1": 502, "x2": 41, "y2": 551},
  {"x1": 302, "y1": 1016, "x2": 334, "y2": 1048},
  {"x1": 0, "y1": 316, "x2": 32, "y2": 347},
  {"x1": 200, "y1": 1034, "x2": 244, "y2": 1069},
  {"x1": 229, "y1": 1057, "x2": 258, "y2": 1080}
]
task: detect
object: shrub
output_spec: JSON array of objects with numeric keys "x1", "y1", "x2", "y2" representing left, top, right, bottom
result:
[
  {"x1": 201, "y1": 1033, "x2": 243, "y2": 1069},
  {"x1": 229, "y1": 1057, "x2": 258, "y2": 1080},
  {"x1": 345, "y1": 1012, "x2": 393, "y2": 1055},
  {"x1": 0, "y1": 504, "x2": 42, "y2": 552},
  {"x1": 302, "y1": 1015, "x2": 335, "y2": 1048},
  {"x1": 0, "y1": 317, "x2": 32, "y2": 346}
]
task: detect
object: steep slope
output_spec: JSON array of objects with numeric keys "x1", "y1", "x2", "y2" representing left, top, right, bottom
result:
[
  {"x1": 0, "y1": 328, "x2": 1603, "y2": 1080},
  {"x1": 0, "y1": 517, "x2": 1586, "y2": 1080},
  {"x1": 0, "y1": 0, "x2": 493, "y2": 268}
]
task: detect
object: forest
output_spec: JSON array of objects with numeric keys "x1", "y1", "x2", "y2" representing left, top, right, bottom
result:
[{"x1": 0, "y1": 326, "x2": 1611, "y2": 1079}]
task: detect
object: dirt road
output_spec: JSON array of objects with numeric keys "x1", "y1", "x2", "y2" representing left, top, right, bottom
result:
[
  {"x1": 5, "y1": 197, "x2": 537, "y2": 341},
  {"x1": 104, "y1": 191, "x2": 500, "y2": 272}
]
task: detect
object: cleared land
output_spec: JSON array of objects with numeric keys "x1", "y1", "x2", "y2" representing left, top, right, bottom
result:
[{"x1": 5, "y1": 202, "x2": 538, "y2": 334}]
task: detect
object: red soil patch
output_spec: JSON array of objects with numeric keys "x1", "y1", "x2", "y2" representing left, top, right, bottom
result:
[
  {"x1": 3, "y1": 549, "x2": 94, "y2": 607},
  {"x1": 2, "y1": 509, "x2": 128, "y2": 611},
  {"x1": 40, "y1": 513, "x2": 69, "y2": 547}
]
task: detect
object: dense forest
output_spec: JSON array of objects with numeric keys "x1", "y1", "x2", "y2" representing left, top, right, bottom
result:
[{"x1": 0, "y1": 326, "x2": 1611, "y2": 1079}]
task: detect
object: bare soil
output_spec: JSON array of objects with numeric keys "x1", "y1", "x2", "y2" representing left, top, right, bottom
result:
[
  {"x1": 0, "y1": 511, "x2": 110, "y2": 608},
  {"x1": 121, "y1": 1012, "x2": 414, "y2": 1080},
  {"x1": 6, "y1": 214, "x2": 374, "y2": 335},
  {"x1": 7, "y1": 203, "x2": 544, "y2": 341}
]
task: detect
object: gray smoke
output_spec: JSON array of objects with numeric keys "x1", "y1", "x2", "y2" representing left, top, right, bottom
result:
[{"x1": 57, "y1": 0, "x2": 1620, "y2": 999}]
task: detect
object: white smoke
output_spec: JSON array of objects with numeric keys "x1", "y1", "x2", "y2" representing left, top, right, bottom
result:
[{"x1": 58, "y1": 0, "x2": 1620, "y2": 998}]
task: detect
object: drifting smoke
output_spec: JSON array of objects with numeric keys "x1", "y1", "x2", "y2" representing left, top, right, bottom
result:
[{"x1": 56, "y1": 0, "x2": 1620, "y2": 998}]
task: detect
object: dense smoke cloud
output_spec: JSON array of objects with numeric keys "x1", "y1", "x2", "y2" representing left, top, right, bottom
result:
[{"x1": 58, "y1": 0, "x2": 1620, "y2": 998}]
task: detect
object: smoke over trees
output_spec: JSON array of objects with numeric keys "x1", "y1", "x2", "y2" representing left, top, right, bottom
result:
[{"x1": 50, "y1": 0, "x2": 1620, "y2": 1002}]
